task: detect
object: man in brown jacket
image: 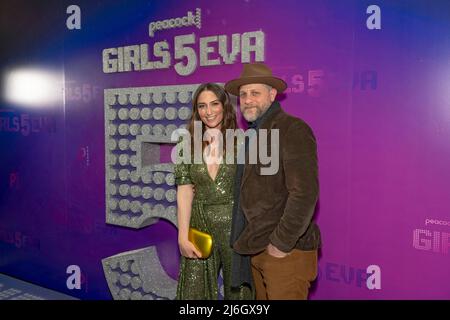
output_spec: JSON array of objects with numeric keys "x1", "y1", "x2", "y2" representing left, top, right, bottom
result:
[{"x1": 226, "y1": 62, "x2": 321, "y2": 300}]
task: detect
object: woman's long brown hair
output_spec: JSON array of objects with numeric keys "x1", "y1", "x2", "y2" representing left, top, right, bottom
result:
[{"x1": 187, "y1": 83, "x2": 237, "y2": 153}]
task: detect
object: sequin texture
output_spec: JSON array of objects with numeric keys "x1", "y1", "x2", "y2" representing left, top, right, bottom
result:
[{"x1": 175, "y1": 160, "x2": 253, "y2": 300}]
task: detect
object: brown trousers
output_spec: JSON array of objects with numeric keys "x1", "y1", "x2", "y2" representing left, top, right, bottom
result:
[{"x1": 251, "y1": 249, "x2": 318, "y2": 300}]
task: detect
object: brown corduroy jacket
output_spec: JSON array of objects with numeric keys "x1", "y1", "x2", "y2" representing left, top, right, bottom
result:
[{"x1": 233, "y1": 102, "x2": 321, "y2": 255}]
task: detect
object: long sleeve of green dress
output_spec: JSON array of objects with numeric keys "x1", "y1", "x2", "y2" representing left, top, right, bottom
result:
[{"x1": 175, "y1": 155, "x2": 253, "y2": 300}]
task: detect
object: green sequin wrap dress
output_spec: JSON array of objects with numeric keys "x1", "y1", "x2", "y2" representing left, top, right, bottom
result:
[{"x1": 175, "y1": 160, "x2": 253, "y2": 300}]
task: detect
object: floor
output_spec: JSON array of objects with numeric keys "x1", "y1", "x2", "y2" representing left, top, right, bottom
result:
[{"x1": 0, "y1": 273, "x2": 78, "y2": 300}]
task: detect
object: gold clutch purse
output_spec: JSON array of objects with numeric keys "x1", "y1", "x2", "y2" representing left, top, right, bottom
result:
[{"x1": 188, "y1": 228, "x2": 213, "y2": 259}]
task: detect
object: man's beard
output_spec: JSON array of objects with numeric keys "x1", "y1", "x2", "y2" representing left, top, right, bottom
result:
[{"x1": 241, "y1": 104, "x2": 269, "y2": 122}]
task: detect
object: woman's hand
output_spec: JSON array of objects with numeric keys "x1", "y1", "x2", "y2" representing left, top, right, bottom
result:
[{"x1": 178, "y1": 239, "x2": 202, "y2": 259}]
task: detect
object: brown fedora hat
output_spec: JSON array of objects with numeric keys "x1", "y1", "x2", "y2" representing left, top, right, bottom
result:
[{"x1": 225, "y1": 62, "x2": 287, "y2": 96}]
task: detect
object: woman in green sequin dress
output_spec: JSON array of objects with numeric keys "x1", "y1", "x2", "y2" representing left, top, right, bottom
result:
[{"x1": 175, "y1": 83, "x2": 253, "y2": 300}]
